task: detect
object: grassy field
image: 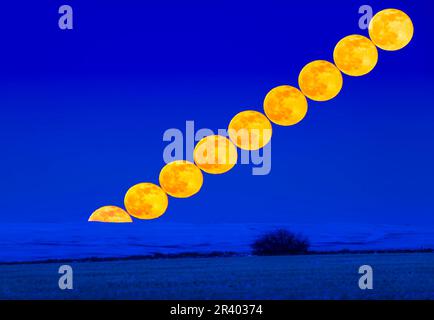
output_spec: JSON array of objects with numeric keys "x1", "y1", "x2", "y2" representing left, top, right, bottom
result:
[{"x1": 1, "y1": 253, "x2": 433, "y2": 299}]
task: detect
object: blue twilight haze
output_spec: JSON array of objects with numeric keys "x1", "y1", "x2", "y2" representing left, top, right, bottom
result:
[{"x1": 0, "y1": 0, "x2": 433, "y2": 234}]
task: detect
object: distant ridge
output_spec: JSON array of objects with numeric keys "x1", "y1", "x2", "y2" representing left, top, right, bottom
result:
[{"x1": 1, "y1": 248, "x2": 433, "y2": 265}]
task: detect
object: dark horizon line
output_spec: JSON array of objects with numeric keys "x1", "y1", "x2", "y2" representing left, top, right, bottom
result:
[{"x1": 1, "y1": 248, "x2": 433, "y2": 266}]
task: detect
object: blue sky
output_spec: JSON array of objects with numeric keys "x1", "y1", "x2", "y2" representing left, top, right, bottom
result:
[{"x1": 0, "y1": 0, "x2": 433, "y2": 227}]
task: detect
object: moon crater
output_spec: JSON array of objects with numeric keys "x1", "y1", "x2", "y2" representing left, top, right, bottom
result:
[
  {"x1": 88, "y1": 206, "x2": 132, "y2": 223},
  {"x1": 298, "y1": 60, "x2": 343, "y2": 102},
  {"x1": 334, "y1": 35, "x2": 378, "y2": 76},
  {"x1": 228, "y1": 110, "x2": 272, "y2": 150},
  {"x1": 159, "y1": 160, "x2": 204, "y2": 198},
  {"x1": 124, "y1": 183, "x2": 168, "y2": 220},
  {"x1": 263, "y1": 85, "x2": 308, "y2": 126},
  {"x1": 194, "y1": 135, "x2": 238, "y2": 174},
  {"x1": 369, "y1": 9, "x2": 414, "y2": 51}
]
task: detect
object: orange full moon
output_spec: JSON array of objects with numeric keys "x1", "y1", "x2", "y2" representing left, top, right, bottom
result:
[
  {"x1": 369, "y1": 9, "x2": 414, "y2": 51},
  {"x1": 159, "y1": 160, "x2": 203, "y2": 198},
  {"x1": 333, "y1": 35, "x2": 378, "y2": 76},
  {"x1": 88, "y1": 206, "x2": 132, "y2": 223},
  {"x1": 228, "y1": 110, "x2": 272, "y2": 150},
  {"x1": 194, "y1": 135, "x2": 238, "y2": 174},
  {"x1": 298, "y1": 60, "x2": 343, "y2": 102},
  {"x1": 263, "y1": 85, "x2": 308, "y2": 126},
  {"x1": 124, "y1": 183, "x2": 168, "y2": 220}
]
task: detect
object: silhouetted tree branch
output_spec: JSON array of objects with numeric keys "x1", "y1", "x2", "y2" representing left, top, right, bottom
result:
[{"x1": 251, "y1": 229, "x2": 310, "y2": 256}]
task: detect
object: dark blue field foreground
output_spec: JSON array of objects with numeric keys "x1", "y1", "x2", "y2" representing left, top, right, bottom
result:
[{"x1": 1, "y1": 253, "x2": 433, "y2": 299}]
